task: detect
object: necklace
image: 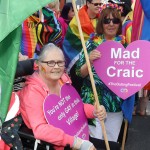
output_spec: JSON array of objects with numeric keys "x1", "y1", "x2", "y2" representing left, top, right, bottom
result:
[{"x1": 90, "y1": 33, "x2": 126, "y2": 46}]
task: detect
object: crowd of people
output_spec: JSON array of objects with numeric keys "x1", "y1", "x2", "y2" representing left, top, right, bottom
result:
[{"x1": 1, "y1": 0, "x2": 150, "y2": 149}]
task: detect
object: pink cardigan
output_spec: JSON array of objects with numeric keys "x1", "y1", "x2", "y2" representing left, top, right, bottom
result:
[{"x1": 18, "y1": 72, "x2": 95, "y2": 150}]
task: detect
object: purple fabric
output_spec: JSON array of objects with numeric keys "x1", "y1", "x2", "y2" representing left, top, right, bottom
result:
[{"x1": 58, "y1": 17, "x2": 68, "y2": 42}]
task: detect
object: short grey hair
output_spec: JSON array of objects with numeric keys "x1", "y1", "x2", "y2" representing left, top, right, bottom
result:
[{"x1": 37, "y1": 43, "x2": 65, "y2": 62}]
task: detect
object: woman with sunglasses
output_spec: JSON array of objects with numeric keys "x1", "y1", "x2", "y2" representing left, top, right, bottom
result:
[
  {"x1": 76, "y1": 6, "x2": 126, "y2": 142},
  {"x1": 18, "y1": 43, "x2": 121, "y2": 150},
  {"x1": 62, "y1": 0, "x2": 103, "y2": 95}
]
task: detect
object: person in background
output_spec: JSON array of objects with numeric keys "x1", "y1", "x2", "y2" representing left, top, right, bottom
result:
[
  {"x1": 63, "y1": 0, "x2": 103, "y2": 94},
  {"x1": 47, "y1": 0, "x2": 60, "y2": 18},
  {"x1": 18, "y1": 43, "x2": 120, "y2": 150},
  {"x1": 58, "y1": 2, "x2": 74, "y2": 47},
  {"x1": 137, "y1": 88, "x2": 149, "y2": 116},
  {"x1": 76, "y1": 5, "x2": 134, "y2": 142}
]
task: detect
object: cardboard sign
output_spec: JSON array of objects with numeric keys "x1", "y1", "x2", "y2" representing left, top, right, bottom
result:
[
  {"x1": 43, "y1": 84, "x2": 89, "y2": 140},
  {"x1": 94, "y1": 40, "x2": 150, "y2": 99}
]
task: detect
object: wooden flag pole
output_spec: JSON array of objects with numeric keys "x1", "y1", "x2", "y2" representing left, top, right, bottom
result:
[
  {"x1": 71, "y1": 0, "x2": 110, "y2": 149},
  {"x1": 121, "y1": 119, "x2": 128, "y2": 150}
]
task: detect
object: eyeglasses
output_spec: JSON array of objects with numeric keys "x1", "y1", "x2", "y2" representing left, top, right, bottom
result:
[
  {"x1": 90, "y1": 2, "x2": 102, "y2": 6},
  {"x1": 103, "y1": 18, "x2": 120, "y2": 24},
  {"x1": 41, "y1": 60, "x2": 65, "y2": 67}
]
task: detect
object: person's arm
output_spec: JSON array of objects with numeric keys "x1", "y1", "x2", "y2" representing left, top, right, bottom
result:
[
  {"x1": 76, "y1": 39, "x2": 100, "y2": 78},
  {"x1": 84, "y1": 103, "x2": 106, "y2": 121},
  {"x1": 18, "y1": 52, "x2": 29, "y2": 61},
  {"x1": 80, "y1": 50, "x2": 101, "y2": 78}
]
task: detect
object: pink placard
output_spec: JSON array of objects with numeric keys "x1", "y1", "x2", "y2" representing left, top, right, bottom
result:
[
  {"x1": 43, "y1": 84, "x2": 89, "y2": 140},
  {"x1": 94, "y1": 40, "x2": 150, "y2": 99}
]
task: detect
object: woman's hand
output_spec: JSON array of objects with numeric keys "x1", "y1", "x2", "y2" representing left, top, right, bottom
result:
[
  {"x1": 89, "y1": 49, "x2": 101, "y2": 64},
  {"x1": 80, "y1": 49, "x2": 101, "y2": 78},
  {"x1": 89, "y1": 145, "x2": 97, "y2": 150},
  {"x1": 73, "y1": 137, "x2": 96, "y2": 150},
  {"x1": 94, "y1": 105, "x2": 106, "y2": 121},
  {"x1": 19, "y1": 52, "x2": 29, "y2": 61}
]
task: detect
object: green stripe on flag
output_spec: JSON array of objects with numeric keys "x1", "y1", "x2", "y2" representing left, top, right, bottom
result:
[{"x1": 0, "y1": 26, "x2": 21, "y2": 122}]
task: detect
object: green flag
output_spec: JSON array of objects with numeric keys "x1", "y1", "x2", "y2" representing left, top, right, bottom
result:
[{"x1": 0, "y1": 0, "x2": 55, "y2": 122}]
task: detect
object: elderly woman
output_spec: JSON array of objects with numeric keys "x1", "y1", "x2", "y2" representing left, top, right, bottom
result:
[
  {"x1": 76, "y1": 5, "x2": 126, "y2": 142},
  {"x1": 18, "y1": 43, "x2": 120, "y2": 150}
]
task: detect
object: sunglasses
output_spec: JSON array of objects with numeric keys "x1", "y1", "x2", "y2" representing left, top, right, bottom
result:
[
  {"x1": 103, "y1": 18, "x2": 120, "y2": 24},
  {"x1": 90, "y1": 2, "x2": 102, "y2": 6}
]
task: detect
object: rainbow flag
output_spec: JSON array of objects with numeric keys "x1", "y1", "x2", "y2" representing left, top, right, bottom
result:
[
  {"x1": 21, "y1": 16, "x2": 39, "y2": 58},
  {"x1": 122, "y1": 20, "x2": 132, "y2": 44},
  {"x1": 132, "y1": 0, "x2": 150, "y2": 41},
  {"x1": 63, "y1": 5, "x2": 98, "y2": 72},
  {"x1": 131, "y1": 0, "x2": 150, "y2": 89},
  {"x1": 131, "y1": 0, "x2": 143, "y2": 41},
  {"x1": 21, "y1": 7, "x2": 62, "y2": 59},
  {"x1": 122, "y1": 0, "x2": 150, "y2": 123},
  {"x1": 36, "y1": 7, "x2": 62, "y2": 49},
  {"x1": 139, "y1": 0, "x2": 150, "y2": 40}
]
